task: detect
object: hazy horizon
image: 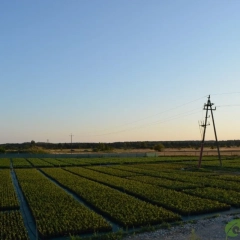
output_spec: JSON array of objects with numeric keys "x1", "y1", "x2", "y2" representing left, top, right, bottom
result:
[{"x1": 2, "y1": 138, "x2": 240, "y2": 145}]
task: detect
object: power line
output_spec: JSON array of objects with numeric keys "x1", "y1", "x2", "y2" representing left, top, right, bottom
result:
[
  {"x1": 92, "y1": 95, "x2": 207, "y2": 134},
  {"x1": 77, "y1": 93, "x2": 239, "y2": 139},
  {"x1": 90, "y1": 108, "x2": 201, "y2": 137},
  {"x1": 211, "y1": 92, "x2": 240, "y2": 96},
  {"x1": 216, "y1": 105, "x2": 240, "y2": 107}
]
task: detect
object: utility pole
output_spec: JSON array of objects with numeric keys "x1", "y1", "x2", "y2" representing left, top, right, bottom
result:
[
  {"x1": 70, "y1": 134, "x2": 74, "y2": 154},
  {"x1": 198, "y1": 95, "x2": 221, "y2": 168}
]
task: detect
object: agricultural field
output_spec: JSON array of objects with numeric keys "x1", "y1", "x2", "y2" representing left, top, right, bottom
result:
[
  {"x1": 0, "y1": 158, "x2": 10, "y2": 168},
  {"x1": 0, "y1": 156, "x2": 240, "y2": 239},
  {"x1": 41, "y1": 168, "x2": 180, "y2": 227},
  {"x1": 27, "y1": 158, "x2": 53, "y2": 167},
  {"x1": 12, "y1": 158, "x2": 32, "y2": 168},
  {"x1": 0, "y1": 211, "x2": 29, "y2": 240},
  {"x1": 15, "y1": 169, "x2": 111, "y2": 238},
  {"x1": 41, "y1": 158, "x2": 73, "y2": 167},
  {"x1": 0, "y1": 169, "x2": 19, "y2": 210}
]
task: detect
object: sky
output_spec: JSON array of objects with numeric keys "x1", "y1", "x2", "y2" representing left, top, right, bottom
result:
[{"x1": 1, "y1": 0, "x2": 240, "y2": 144}]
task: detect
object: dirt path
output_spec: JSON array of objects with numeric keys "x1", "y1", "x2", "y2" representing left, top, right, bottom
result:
[{"x1": 124, "y1": 213, "x2": 240, "y2": 240}]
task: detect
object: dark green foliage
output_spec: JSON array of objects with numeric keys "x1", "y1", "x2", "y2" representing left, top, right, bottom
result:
[
  {"x1": 153, "y1": 143, "x2": 165, "y2": 152},
  {"x1": 1, "y1": 139, "x2": 240, "y2": 151},
  {"x1": 0, "y1": 146, "x2": 6, "y2": 153}
]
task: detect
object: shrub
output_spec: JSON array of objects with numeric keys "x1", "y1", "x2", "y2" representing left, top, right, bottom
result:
[
  {"x1": 0, "y1": 147, "x2": 6, "y2": 154},
  {"x1": 154, "y1": 143, "x2": 165, "y2": 152}
]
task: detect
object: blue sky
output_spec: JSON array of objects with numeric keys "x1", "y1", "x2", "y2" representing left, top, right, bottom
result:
[{"x1": 1, "y1": 0, "x2": 240, "y2": 144}]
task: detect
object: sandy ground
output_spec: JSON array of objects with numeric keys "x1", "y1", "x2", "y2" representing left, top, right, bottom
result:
[
  {"x1": 124, "y1": 213, "x2": 240, "y2": 240},
  {"x1": 49, "y1": 147, "x2": 240, "y2": 156}
]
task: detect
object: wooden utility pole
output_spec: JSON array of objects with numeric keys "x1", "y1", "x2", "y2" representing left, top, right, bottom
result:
[{"x1": 198, "y1": 95, "x2": 221, "y2": 168}]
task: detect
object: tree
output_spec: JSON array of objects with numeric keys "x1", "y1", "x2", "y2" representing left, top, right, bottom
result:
[
  {"x1": 154, "y1": 143, "x2": 165, "y2": 152},
  {"x1": 0, "y1": 146, "x2": 6, "y2": 153},
  {"x1": 58, "y1": 143, "x2": 63, "y2": 150},
  {"x1": 140, "y1": 142, "x2": 148, "y2": 149}
]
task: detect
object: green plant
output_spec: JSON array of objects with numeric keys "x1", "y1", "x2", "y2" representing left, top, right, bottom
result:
[
  {"x1": 161, "y1": 222, "x2": 171, "y2": 229},
  {"x1": 188, "y1": 220, "x2": 197, "y2": 224},
  {"x1": 0, "y1": 211, "x2": 29, "y2": 240},
  {"x1": 153, "y1": 143, "x2": 165, "y2": 152},
  {"x1": 190, "y1": 229, "x2": 201, "y2": 240},
  {"x1": 174, "y1": 221, "x2": 184, "y2": 226},
  {"x1": 0, "y1": 146, "x2": 6, "y2": 153}
]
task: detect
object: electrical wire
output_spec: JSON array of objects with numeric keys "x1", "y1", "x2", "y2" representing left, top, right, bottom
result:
[
  {"x1": 216, "y1": 105, "x2": 240, "y2": 107},
  {"x1": 91, "y1": 95, "x2": 207, "y2": 135},
  {"x1": 211, "y1": 92, "x2": 240, "y2": 96},
  {"x1": 80, "y1": 93, "x2": 238, "y2": 139},
  {"x1": 91, "y1": 108, "x2": 201, "y2": 137}
]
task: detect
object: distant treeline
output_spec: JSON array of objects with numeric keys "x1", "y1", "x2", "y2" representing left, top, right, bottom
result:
[{"x1": 1, "y1": 140, "x2": 240, "y2": 152}]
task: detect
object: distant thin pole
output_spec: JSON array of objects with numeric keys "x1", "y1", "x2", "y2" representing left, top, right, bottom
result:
[{"x1": 70, "y1": 134, "x2": 74, "y2": 154}]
